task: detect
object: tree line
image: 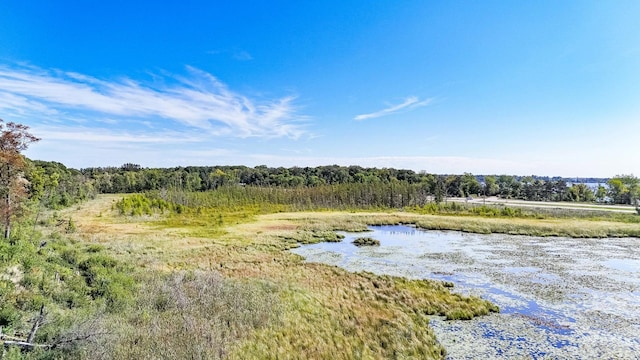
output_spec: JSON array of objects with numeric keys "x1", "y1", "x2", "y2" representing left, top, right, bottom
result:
[
  {"x1": 19, "y1": 161, "x2": 640, "y2": 214},
  {"x1": 76, "y1": 165, "x2": 638, "y2": 205},
  {"x1": 2, "y1": 118, "x2": 639, "y2": 242}
]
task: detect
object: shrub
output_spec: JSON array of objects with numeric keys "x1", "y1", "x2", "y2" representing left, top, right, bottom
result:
[
  {"x1": 352, "y1": 237, "x2": 380, "y2": 246},
  {"x1": 83, "y1": 271, "x2": 282, "y2": 359}
]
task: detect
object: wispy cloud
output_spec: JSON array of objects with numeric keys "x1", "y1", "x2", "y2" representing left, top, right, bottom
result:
[
  {"x1": 207, "y1": 49, "x2": 254, "y2": 61},
  {"x1": 232, "y1": 50, "x2": 253, "y2": 61},
  {"x1": 354, "y1": 96, "x2": 433, "y2": 121},
  {"x1": 33, "y1": 125, "x2": 205, "y2": 144},
  {"x1": 0, "y1": 64, "x2": 304, "y2": 138}
]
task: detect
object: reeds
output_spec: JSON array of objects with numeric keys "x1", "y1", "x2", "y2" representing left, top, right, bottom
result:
[{"x1": 29, "y1": 193, "x2": 639, "y2": 359}]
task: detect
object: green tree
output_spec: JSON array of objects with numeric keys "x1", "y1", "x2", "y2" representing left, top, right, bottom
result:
[
  {"x1": 460, "y1": 173, "x2": 481, "y2": 197},
  {"x1": 185, "y1": 172, "x2": 202, "y2": 191},
  {"x1": 483, "y1": 176, "x2": 499, "y2": 197},
  {"x1": 608, "y1": 175, "x2": 639, "y2": 205},
  {"x1": 567, "y1": 184, "x2": 595, "y2": 202},
  {"x1": 497, "y1": 175, "x2": 516, "y2": 198},
  {"x1": 445, "y1": 175, "x2": 463, "y2": 197},
  {"x1": 208, "y1": 169, "x2": 229, "y2": 189},
  {"x1": 0, "y1": 119, "x2": 40, "y2": 239},
  {"x1": 434, "y1": 176, "x2": 446, "y2": 204},
  {"x1": 595, "y1": 184, "x2": 607, "y2": 203}
]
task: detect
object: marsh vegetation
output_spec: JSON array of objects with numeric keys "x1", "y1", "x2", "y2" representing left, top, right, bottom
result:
[
  {"x1": 352, "y1": 237, "x2": 380, "y2": 247},
  {"x1": 2, "y1": 173, "x2": 640, "y2": 359},
  {"x1": 293, "y1": 225, "x2": 640, "y2": 358},
  {"x1": 1, "y1": 128, "x2": 639, "y2": 358}
]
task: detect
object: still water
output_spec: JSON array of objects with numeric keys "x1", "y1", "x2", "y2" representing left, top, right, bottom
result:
[{"x1": 291, "y1": 225, "x2": 640, "y2": 359}]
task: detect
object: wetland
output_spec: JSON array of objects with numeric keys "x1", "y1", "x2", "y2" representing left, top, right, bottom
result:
[
  {"x1": 4, "y1": 186, "x2": 640, "y2": 359},
  {"x1": 292, "y1": 225, "x2": 640, "y2": 359}
]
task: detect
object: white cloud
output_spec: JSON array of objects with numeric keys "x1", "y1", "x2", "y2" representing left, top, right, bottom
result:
[
  {"x1": 354, "y1": 96, "x2": 433, "y2": 121},
  {"x1": 233, "y1": 50, "x2": 253, "y2": 61},
  {"x1": 24, "y1": 125, "x2": 236, "y2": 168},
  {"x1": 32, "y1": 126, "x2": 204, "y2": 144},
  {"x1": 0, "y1": 91, "x2": 58, "y2": 117},
  {"x1": 0, "y1": 64, "x2": 305, "y2": 138}
]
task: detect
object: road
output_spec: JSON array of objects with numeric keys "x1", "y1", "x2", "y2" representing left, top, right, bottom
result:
[{"x1": 447, "y1": 196, "x2": 637, "y2": 214}]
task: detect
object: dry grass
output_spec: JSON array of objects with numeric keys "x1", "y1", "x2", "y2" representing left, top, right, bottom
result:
[
  {"x1": 55, "y1": 195, "x2": 640, "y2": 359},
  {"x1": 83, "y1": 271, "x2": 281, "y2": 360},
  {"x1": 413, "y1": 214, "x2": 640, "y2": 238}
]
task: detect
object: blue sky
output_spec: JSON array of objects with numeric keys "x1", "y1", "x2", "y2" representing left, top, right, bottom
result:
[{"x1": 1, "y1": 1, "x2": 639, "y2": 176}]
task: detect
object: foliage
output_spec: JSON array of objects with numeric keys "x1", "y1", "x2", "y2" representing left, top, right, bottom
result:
[
  {"x1": 567, "y1": 183, "x2": 595, "y2": 202},
  {"x1": 413, "y1": 202, "x2": 525, "y2": 218},
  {"x1": 0, "y1": 207, "x2": 284, "y2": 359},
  {"x1": 113, "y1": 194, "x2": 172, "y2": 216},
  {"x1": 80, "y1": 271, "x2": 281, "y2": 360},
  {"x1": 0, "y1": 218, "x2": 135, "y2": 356},
  {"x1": 76, "y1": 163, "x2": 620, "y2": 205},
  {"x1": 607, "y1": 174, "x2": 640, "y2": 205},
  {"x1": 27, "y1": 160, "x2": 97, "y2": 210},
  {"x1": 0, "y1": 119, "x2": 40, "y2": 239},
  {"x1": 352, "y1": 237, "x2": 380, "y2": 246}
]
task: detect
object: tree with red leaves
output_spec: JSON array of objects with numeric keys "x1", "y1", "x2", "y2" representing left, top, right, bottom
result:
[{"x1": 0, "y1": 119, "x2": 40, "y2": 239}]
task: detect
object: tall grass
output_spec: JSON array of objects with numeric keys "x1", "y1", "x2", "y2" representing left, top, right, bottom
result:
[
  {"x1": 31, "y1": 191, "x2": 637, "y2": 359},
  {"x1": 72, "y1": 271, "x2": 281, "y2": 360},
  {"x1": 411, "y1": 202, "x2": 640, "y2": 223},
  {"x1": 116, "y1": 189, "x2": 640, "y2": 239},
  {"x1": 141, "y1": 187, "x2": 640, "y2": 224},
  {"x1": 1, "y1": 221, "x2": 282, "y2": 359},
  {"x1": 149, "y1": 184, "x2": 426, "y2": 211},
  {"x1": 104, "y1": 193, "x2": 505, "y2": 359}
]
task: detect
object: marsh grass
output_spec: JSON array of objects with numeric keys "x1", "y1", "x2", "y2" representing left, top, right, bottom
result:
[
  {"x1": 49, "y1": 196, "x2": 506, "y2": 359},
  {"x1": 79, "y1": 271, "x2": 282, "y2": 360},
  {"x1": 31, "y1": 193, "x2": 639, "y2": 359},
  {"x1": 410, "y1": 202, "x2": 640, "y2": 224},
  {"x1": 279, "y1": 230, "x2": 345, "y2": 246},
  {"x1": 117, "y1": 192, "x2": 640, "y2": 238},
  {"x1": 413, "y1": 215, "x2": 640, "y2": 238},
  {"x1": 352, "y1": 237, "x2": 381, "y2": 246},
  {"x1": 229, "y1": 269, "x2": 496, "y2": 359}
]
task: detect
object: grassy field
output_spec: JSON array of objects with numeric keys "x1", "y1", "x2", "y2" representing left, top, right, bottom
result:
[
  {"x1": 51, "y1": 195, "x2": 502, "y2": 359},
  {"x1": 41, "y1": 194, "x2": 640, "y2": 359}
]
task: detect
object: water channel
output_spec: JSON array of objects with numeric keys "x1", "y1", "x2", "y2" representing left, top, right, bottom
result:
[{"x1": 290, "y1": 225, "x2": 640, "y2": 359}]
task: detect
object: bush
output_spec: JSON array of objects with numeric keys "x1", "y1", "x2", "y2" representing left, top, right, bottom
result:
[
  {"x1": 0, "y1": 300, "x2": 20, "y2": 328},
  {"x1": 77, "y1": 254, "x2": 134, "y2": 312},
  {"x1": 114, "y1": 194, "x2": 172, "y2": 216},
  {"x1": 83, "y1": 271, "x2": 282, "y2": 359},
  {"x1": 353, "y1": 237, "x2": 380, "y2": 246}
]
